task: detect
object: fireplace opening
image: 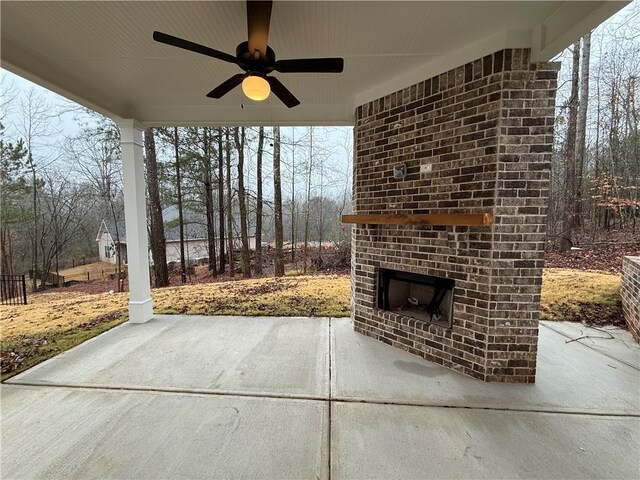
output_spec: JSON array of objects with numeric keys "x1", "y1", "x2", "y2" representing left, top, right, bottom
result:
[{"x1": 378, "y1": 268, "x2": 455, "y2": 328}]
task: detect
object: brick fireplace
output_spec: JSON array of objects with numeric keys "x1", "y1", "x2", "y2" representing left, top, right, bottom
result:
[{"x1": 350, "y1": 49, "x2": 559, "y2": 383}]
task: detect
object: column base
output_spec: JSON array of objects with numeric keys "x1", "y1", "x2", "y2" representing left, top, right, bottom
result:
[{"x1": 128, "y1": 298, "x2": 154, "y2": 324}]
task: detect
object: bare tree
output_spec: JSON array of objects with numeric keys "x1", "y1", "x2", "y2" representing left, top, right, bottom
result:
[
  {"x1": 560, "y1": 42, "x2": 581, "y2": 252},
  {"x1": 217, "y1": 128, "x2": 226, "y2": 273},
  {"x1": 13, "y1": 89, "x2": 58, "y2": 290},
  {"x1": 575, "y1": 31, "x2": 592, "y2": 228},
  {"x1": 225, "y1": 128, "x2": 235, "y2": 277},
  {"x1": 549, "y1": 5, "x2": 639, "y2": 240},
  {"x1": 144, "y1": 128, "x2": 169, "y2": 287},
  {"x1": 70, "y1": 119, "x2": 125, "y2": 290},
  {"x1": 203, "y1": 127, "x2": 217, "y2": 276},
  {"x1": 173, "y1": 127, "x2": 187, "y2": 283},
  {"x1": 273, "y1": 126, "x2": 285, "y2": 276},
  {"x1": 255, "y1": 127, "x2": 265, "y2": 275},
  {"x1": 38, "y1": 172, "x2": 92, "y2": 288},
  {"x1": 303, "y1": 126, "x2": 314, "y2": 273},
  {"x1": 234, "y1": 127, "x2": 251, "y2": 277},
  {"x1": 290, "y1": 128, "x2": 297, "y2": 261}
]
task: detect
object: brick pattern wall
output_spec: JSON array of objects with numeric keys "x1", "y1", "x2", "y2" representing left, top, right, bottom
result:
[
  {"x1": 352, "y1": 49, "x2": 559, "y2": 383},
  {"x1": 621, "y1": 256, "x2": 640, "y2": 343}
]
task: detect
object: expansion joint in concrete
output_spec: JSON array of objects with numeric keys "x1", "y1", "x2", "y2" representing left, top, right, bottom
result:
[{"x1": 6, "y1": 381, "x2": 639, "y2": 419}]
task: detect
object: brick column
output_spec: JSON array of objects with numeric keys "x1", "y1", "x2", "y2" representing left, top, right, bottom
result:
[
  {"x1": 621, "y1": 256, "x2": 640, "y2": 343},
  {"x1": 351, "y1": 49, "x2": 559, "y2": 383},
  {"x1": 486, "y1": 51, "x2": 560, "y2": 382}
]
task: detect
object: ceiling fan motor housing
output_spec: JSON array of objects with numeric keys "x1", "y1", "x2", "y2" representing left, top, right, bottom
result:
[{"x1": 236, "y1": 41, "x2": 276, "y2": 71}]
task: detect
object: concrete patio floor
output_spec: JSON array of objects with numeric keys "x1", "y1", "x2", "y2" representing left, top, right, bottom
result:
[{"x1": 2, "y1": 316, "x2": 639, "y2": 479}]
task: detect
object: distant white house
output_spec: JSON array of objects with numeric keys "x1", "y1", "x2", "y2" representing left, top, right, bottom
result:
[
  {"x1": 97, "y1": 206, "x2": 256, "y2": 265},
  {"x1": 96, "y1": 219, "x2": 128, "y2": 265}
]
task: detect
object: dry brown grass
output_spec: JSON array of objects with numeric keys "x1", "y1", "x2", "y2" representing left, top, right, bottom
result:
[
  {"x1": 541, "y1": 268, "x2": 620, "y2": 305},
  {"x1": 56, "y1": 261, "x2": 123, "y2": 282},
  {"x1": 152, "y1": 275, "x2": 351, "y2": 317},
  {"x1": 1, "y1": 290, "x2": 128, "y2": 338},
  {"x1": 540, "y1": 268, "x2": 623, "y2": 325}
]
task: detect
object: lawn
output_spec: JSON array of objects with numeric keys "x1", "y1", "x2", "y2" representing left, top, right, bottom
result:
[
  {"x1": 0, "y1": 269, "x2": 623, "y2": 381},
  {"x1": 540, "y1": 268, "x2": 623, "y2": 326}
]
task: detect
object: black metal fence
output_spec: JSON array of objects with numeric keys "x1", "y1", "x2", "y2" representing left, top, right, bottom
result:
[{"x1": 1, "y1": 275, "x2": 27, "y2": 305}]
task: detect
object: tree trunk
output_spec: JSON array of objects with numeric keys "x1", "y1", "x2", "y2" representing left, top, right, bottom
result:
[
  {"x1": 204, "y1": 127, "x2": 217, "y2": 275},
  {"x1": 303, "y1": 127, "x2": 313, "y2": 273},
  {"x1": 39, "y1": 217, "x2": 48, "y2": 290},
  {"x1": 217, "y1": 128, "x2": 226, "y2": 273},
  {"x1": 144, "y1": 128, "x2": 169, "y2": 287},
  {"x1": 29, "y1": 153, "x2": 38, "y2": 291},
  {"x1": 255, "y1": 127, "x2": 264, "y2": 275},
  {"x1": 110, "y1": 199, "x2": 123, "y2": 292},
  {"x1": 594, "y1": 41, "x2": 602, "y2": 232},
  {"x1": 317, "y1": 150, "x2": 324, "y2": 265},
  {"x1": 234, "y1": 127, "x2": 251, "y2": 277},
  {"x1": 291, "y1": 128, "x2": 296, "y2": 262},
  {"x1": 174, "y1": 127, "x2": 187, "y2": 283},
  {"x1": 560, "y1": 42, "x2": 580, "y2": 252},
  {"x1": 273, "y1": 127, "x2": 285, "y2": 277},
  {"x1": 225, "y1": 128, "x2": 235, "y2": 277},
  {"x1": 575, "y1": 31, "x2": 591, "y2": 229}
]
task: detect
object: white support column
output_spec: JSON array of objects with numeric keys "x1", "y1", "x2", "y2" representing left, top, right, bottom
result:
[{"x1": 118, "y1": 119, "x2": 153, "y2": 323}]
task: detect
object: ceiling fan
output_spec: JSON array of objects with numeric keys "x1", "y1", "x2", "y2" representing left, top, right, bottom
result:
[{"x1": 153, "y1": 0, "x2": 344, "y2": 108}]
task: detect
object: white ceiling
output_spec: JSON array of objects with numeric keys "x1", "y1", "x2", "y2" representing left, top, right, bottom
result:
[{"x1": 0, "y1": 1, "x2": 628, "y2": 126}]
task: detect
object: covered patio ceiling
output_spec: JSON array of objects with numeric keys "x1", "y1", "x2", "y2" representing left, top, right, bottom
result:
[{"x1": 0, "y1": 1, "x2": 628, "y2": 126}]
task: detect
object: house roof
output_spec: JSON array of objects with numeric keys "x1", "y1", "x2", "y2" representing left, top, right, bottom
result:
[
  {"x1": 162, "y1": 205, "x2": 207, "y2": 241},
  {"x1": 102, "y1": 219, "x2": 128, "y2": 244},
  {"x1": 164, "y1": 224, "x2": 208, "y2": 243},
  {"x1": 1, "y1": 1, "x2": 628, "y2": 126}
]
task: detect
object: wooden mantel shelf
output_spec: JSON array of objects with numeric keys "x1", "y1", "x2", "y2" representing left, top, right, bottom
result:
[{"x1": 341, "y1": 213, "x2": 493, "y2": 227}]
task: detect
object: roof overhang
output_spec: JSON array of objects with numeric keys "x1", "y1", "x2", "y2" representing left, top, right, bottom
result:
[{"x1": 1, "y1": 1, "x2": 628, "y2": 127}]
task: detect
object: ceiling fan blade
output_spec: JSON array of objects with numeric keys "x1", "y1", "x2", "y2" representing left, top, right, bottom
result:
[
  {"x1": 206, "y1": 74, "x2": 247, "y2": 98},
  {"x1": 247, "y1": 1, "x2": 272, "y2": 59},
  {"x1": 153, "y1": 31, "x2": 237, "y2": 64},
  {"x1": 267, "y1": 76, "x2": 300, "y2": 108},
  {"x1": 273, "y1": 58, "x2": 344, "y2": 73}
]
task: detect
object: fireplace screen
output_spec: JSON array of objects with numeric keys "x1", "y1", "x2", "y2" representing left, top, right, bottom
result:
[{"x1": 378, "y1": 269, "x2": 454, "y2": 328}]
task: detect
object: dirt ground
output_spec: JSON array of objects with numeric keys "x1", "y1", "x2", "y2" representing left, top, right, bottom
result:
[{"x1": 544, "y1": 229, "x2": 639, "y2": 274}]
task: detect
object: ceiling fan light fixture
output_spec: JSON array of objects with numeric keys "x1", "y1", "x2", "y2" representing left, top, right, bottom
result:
[{"x1": 242, "y1": 74, "x2": 270, "y2": 101}]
